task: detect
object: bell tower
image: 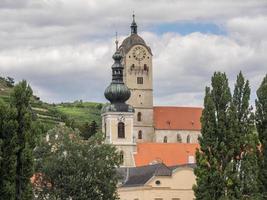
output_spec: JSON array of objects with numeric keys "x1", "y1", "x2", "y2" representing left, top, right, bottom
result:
[
  {"x1": 102, "y1": 38, "x2": 136, "y2": 167},
  {"x1": 119, "y1": 15, "x2": 154, "y2": 142}
]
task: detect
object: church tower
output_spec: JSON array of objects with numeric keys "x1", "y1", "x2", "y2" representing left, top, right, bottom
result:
[
  {"x1": 101, "y1": 39, "x2": 136, "y2": 167},
  {"x1": 119, "y1": 15, "x2": 154, "y2": 142}
]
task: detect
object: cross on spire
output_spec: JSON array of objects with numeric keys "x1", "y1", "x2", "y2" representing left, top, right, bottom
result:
[{"x1": 115, "y1": 32, "x2": 118, "y2": 50}]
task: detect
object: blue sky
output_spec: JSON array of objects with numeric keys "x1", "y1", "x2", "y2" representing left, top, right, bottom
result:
[{"x1": 150, "y1": 22, "x2": 226, "y2": 36}]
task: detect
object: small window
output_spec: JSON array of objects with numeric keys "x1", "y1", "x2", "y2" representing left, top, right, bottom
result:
[
  {"x1": 177, "y1": 134, "x2": 182, "y2": 143},
  {"x1": 118, "y1": 122, "x2": 125, "y2": 138},
  {"x1": 155, "y1": 180, "x2": 161, "y2": 185},
  {"x1": 104, "y1": 122, "x2": 107, "y2": 137},
  {"x1": 119, "y1": 151, "x2": 124, "y2": 164},
  {"x1": 144, "y1": 64, "x2": 148, "y2": 71},
  {"x1": 138, "y1": 130, "x2": 142, "y2": 139},
  {"x1": 131, "y1": 64, "x2": 135, "y2": 70},
  {"x1": 163, "y1": 136, "x2": 168, "y2": 143},
  {"x1": 187, "y1": 135, "x2": 191, "y2": 143},
  {"x1": 137, "y1": 112, "x2": 142, "y2": 121},
  {"x1": 137, "y1": 77, "x2": 143, "y2": 84}
]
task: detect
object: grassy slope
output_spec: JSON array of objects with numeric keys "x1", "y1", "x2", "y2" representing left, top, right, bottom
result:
[{"x1": 0, "y1": 78, "x2": 102, "y2": 130}]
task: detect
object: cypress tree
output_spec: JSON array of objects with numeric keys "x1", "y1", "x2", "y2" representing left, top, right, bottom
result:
[
  {"x1": 232, "y1": 72, "x2": 260, "y2": 199},
  {"x1": 194, "y1": 72, "x2": 232, "y2": 199},
  {"x1": 0, "y1": 100, "x2": 17, "y2": 200},
  {"x1": 255, "y1": 74, "x2": 267, "y2": 198},
  {"x1": 10, "y1": 80, "x2": 36, "y2": 200}
]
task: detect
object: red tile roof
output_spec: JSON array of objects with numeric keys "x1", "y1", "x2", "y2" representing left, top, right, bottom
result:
[
  {"x1": 134, "y1": 143, "x2": 200, "y2": 167},
  {"x1": 154, "y1": 106, "x2": 203, "y2": 131}
]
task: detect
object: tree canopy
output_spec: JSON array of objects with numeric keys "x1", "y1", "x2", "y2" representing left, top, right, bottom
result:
[{"x1": 34, "y1": 125, "x2": 121, "y2": 200}]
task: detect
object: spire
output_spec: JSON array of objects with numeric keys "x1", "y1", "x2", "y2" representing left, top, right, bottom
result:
[
  {"x1": 130, "y1": 13, "x2": 137, "y2": 34},
  {"x1": 115, "y1": 32, "x2": 118, "y2": 50}
]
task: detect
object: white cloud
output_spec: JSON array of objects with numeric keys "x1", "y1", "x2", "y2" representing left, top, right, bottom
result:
[{"x1": 0, "y1": 0, "x2": 266, "y2": 106}]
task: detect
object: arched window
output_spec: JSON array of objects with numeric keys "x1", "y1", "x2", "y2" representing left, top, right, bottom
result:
[
  {"x1": 144, "y1": 64, "x2": 148, "y2": 71},
  {"x1": 118, "y1": 122, "x2": 125, "y2": 138},
  {"x1": 104, "y1": 122, "x2": 107, "y2": 138},
  {"x1": 163, "y1": 136, "x2": 168, "y2": 143},
  {"x1": 138, "y1": 130, "x2": 142, "y2": 139},
  {"x1": 177, "y1": 134, "x2": 182, "y2": 143},
  {"x1": 187, "y1": 135, "x2": 191, "y2": 143},
  {"x1": 137, "y1": 112, "x2": 142, "y2": 122}
]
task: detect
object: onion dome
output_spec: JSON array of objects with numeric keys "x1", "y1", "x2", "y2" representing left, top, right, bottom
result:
[{"x1": 102, "y1": 36, "x2": 134, "y2": 113}]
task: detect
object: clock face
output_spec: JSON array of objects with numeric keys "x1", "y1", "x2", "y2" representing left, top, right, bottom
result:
[
  {"x1": 118, "y1": 114, "x2": 125, "y2": 122},
  {"x1": 132, "y1": 46, "x2": 146, "y2": 61}
]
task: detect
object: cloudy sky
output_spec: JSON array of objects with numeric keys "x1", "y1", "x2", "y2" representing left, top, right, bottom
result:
[{"x1": 0, "y1": 0, "x2": 266, "y2": 106}]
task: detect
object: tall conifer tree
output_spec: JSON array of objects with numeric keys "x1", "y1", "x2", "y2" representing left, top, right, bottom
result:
[
  {"x1": 194, "y1": 72, "x2": 232, "y2": 199},
  {"x1": 11, "y1": 80, "x2": 36, "y2": 200},
  {"x1": 232, "y1": 72, "x2": 260, "y2": 199},
  {"x1": 0, "y1": 100, "x2": 17, "y2": 200},
  {"x1": 256, "y1": 74, "x2": 267, "y2": 198}
]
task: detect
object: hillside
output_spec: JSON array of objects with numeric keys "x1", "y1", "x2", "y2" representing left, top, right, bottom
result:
[{"x1": 0, "y1": 77, "x2": 102, "y2": 131}]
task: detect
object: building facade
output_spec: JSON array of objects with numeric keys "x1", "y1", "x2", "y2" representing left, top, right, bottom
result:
[
  {"x1": 102, "y1": 15, "x2": 202, "y2": 168},
  {"x1": 117, "y1": 163, "x2": 196, "y2": 200}
]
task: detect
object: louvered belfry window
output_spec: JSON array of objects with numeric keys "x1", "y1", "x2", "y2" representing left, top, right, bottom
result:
[{"x1": 118, "y1": 122, "x2": 125, "y2": 138}]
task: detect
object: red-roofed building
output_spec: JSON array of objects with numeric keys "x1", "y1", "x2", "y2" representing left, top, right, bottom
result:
[
  {"x1": 153, "y1": 106, "x2": 203, "y2": 144},
  {"x1": 134, "y1": 143, "x2": 199, "y2": 167}
]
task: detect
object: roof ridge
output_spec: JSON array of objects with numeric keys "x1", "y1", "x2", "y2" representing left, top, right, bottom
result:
[{"x1": 154, "y1": 106, "x2": 203, "y2": 109}]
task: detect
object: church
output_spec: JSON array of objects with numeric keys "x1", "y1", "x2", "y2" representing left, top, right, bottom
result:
[{"x1": 101, "y1": 15, "x2": 202, "y2": 168}]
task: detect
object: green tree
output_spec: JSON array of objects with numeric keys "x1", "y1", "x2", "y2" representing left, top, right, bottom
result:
[
  {"x1": 80, "y1": 120, "x2": 98, "y2": 140},
  {"x1": 0, "y1": 100, "x2": 17, "y2": 200},
  {"x1": 231, "y1": 72, "x2": 260, "y2": 199},
  {"x1": 11, "y1": 80, "x2": 37, "y2": 200},
  {"x1": 256, "y1": 74, "x2": 267, "y2": 198},
  {"x1": 194, "y1": 72, "x2": 232, "y2": 200},
  {"x1": 34, "y1": 125, "x2": 121, "y2": 200}
]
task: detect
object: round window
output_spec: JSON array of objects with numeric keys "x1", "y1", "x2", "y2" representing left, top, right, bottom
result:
[{"x1": 155, "y1": 180, "x2": 161, "y2": 185}]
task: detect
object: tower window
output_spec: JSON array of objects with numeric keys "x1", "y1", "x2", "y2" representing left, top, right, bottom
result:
[
  {"x1": 131, "y1": 64, "x2": 135, "y2": 70},
  {"x1": 163, "y1": 136, "x2": 168, "y2": 143},
  {"x1": 118, "y1": 122, "x2": 125, "y2": 138},
  {"x1": 187, "y1": 135, "x2": 191, "y2": 143},
  {"x1": 144, "y1": 64, "x2": 148, "y2": 71},
  {"x1": 137, "y1": 112, "x2": 142, "y2": 121},
  {"x1": 119, "y1": 151, "x2": 124, "y2": 164},
  {"x1": 177, "y1": 134, "x2": 182, "y2": 143},
  {"x1": 104, "y1": 122, "x2": 107, "y2": 138},
  {"x1": 137, "y1": 77, "x2": 143, "y2": 84},
  {"x1": 138, "y1": 130, "x2": 142, "y2": 139}
]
